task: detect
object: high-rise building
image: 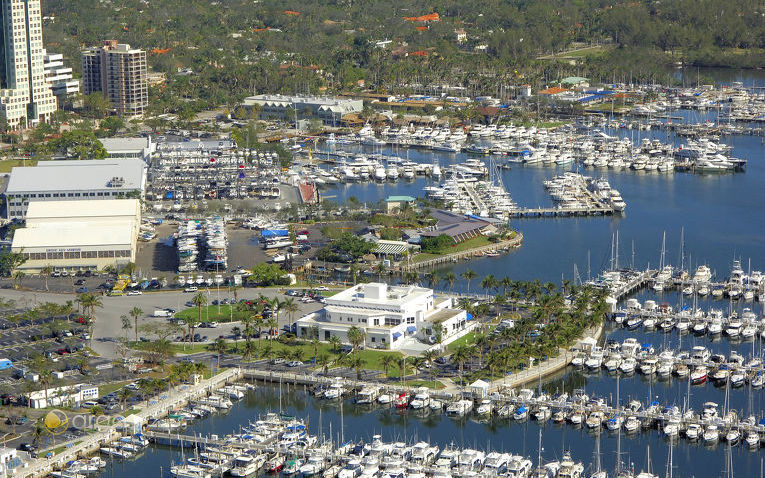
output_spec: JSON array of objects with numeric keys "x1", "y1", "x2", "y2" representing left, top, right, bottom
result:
[
  {"x1": 0, "y1": 0, "x2": 58, "y2": 129},
  {"x1": 42, "y1": 49, "x2": 79, "y2": 101},
  {"x1": 81, "y1": 40, "x2": 148, "y2": 117}
]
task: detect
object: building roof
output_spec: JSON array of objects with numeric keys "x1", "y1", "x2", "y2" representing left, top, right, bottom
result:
[
  {"x1": 374, "y1": 240, "x2": 411, "y2": 255},
  {"x1": 421, "y1": 209, "x2": 491, "y2": 242},
  {"x1": 560, "y1": 76, "x2": 589, "y2": 85},
  {"x1": 538, "y1": 86, "x2": 568, "y2": 95},
  {"x1": 327, "y1": 282, "x2": 432, "y2": 309},
  {"x1": 7, "y1": 159, "x2": 146, "y2": 193},
  {"x1": 25, "y1": 199, "x2": 140, "y2": 220},
  {"x1": 12, "y1": 223, "x2": 134, "y2": 249},
  {"x1": 99, "y1": 137, "x2": 151, "y2": 153},
  {"x1": 426, "y1": 308, "x2": 463, "y2": 324},
  {"x1": 386, "y1": 195, "x2": 416, "y2": 202}
]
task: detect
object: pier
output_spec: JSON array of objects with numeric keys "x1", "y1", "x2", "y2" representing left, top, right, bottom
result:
[
  {"x1": 400, "y1": 234, "x2": 523, "y2": 272},
  {"x1": 509, "y1": 206, "x2": 617, "y2": 217}
]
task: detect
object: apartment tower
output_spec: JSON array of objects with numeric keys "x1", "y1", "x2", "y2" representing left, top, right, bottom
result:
[
  {"x1": 0, "y1": 0, "x2": 57, "y2": 129},
  {"x1": 82, "y1": 40, "x2": 147, "y2": 117}
]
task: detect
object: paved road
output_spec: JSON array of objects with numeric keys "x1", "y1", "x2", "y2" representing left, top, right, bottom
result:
[{"x1": 0, "y1": 288, "x2": 324, "y2": 359}]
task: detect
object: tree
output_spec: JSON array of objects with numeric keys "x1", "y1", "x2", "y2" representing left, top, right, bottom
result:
[
  {"x1": 461, "y1": 269, "x2": 477, "y2": 294},
  {"x1": 345, "y1": 353, "x2": 365, "y2": 380},
  {"x1": 317, "y1": 353, "x2": 332, "y2": 375},
  {"x1": 191, "y1": 292, "x2": 207, "y2": 342},
  {"x1": 425, "y1": 271, "x2": 440, "y2": 289},
  {"x1": 50, "y1": 130, "x2": 107, "y2": 159},
  {"x1": 83, "y1": 92, "x2": 110, "y2": 119},
  {"x1": 451, "y1": 344, "x2": 475, "y2": 386},
  {"x1": 480, "y1": 275, "x2": 498, "y2": 297},
  {"x1": 214, "y1": 338, "x2": 228, "y2": 366},
  {"x1": 347, "y1": 326, "x2": 366, "y2": 352},
  {"x1": 40, "y1": 265, "x2": 53, "y2": 291},
  {"x1": 11, "y1": 271, "x2": 25, "y2": 289},
  {"x1": 121, "y1": 315, "x2": 131, "y2": 339},
  {"x1": 281, "y1": 297, "x2": 298, "y2": 329},
  {"x1": 129, "y1": 306, "x2": 144, "y2": 342},
  {"x1": 380, "y1": 354, "x2": 397, "y2": 378},
  {"x1": 329, "y1": 335, "x2": 341, "y2": 353},
  {"x1": 420, "y1": 234, "x2": 453, "y2": 253},
  {"x1": 443, "y1": 271, "x2": 457, "y2": 292}
]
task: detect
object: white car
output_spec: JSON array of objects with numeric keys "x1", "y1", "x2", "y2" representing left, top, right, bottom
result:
[
  {"x1": 315, "y1": 286, "x2": 329, "y2": 291},
  {"x1": 127, "y1": 290, "x2": 142, "y2": 296},
  {"x1": 286, "y1": 361, "x2": 303, "y2": 367},
  {"x1": 184, "y1": 286, "x2": 198, "y2": 293}
]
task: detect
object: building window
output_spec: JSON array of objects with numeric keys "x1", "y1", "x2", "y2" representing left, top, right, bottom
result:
[
  {"x1": 371, "y1": 337, "x2": 376, "y2": 343},
  {"x1": 406, "y1": 317, "x2": 415, "y2": 324},
  {"x1": 373, "y1": 319, "x2": 379, "y2": 326}
]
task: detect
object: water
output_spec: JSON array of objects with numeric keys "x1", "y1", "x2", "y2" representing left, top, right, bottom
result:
[
  {"x1": 95, "y1": 381, "x2": 762, "y2": 478},
  {"x1": 321, "y1": 123, "x2": 765, "y2": 289},
  {"x1": 99, "y1": 71, "x2": 765, "y2": 478}
]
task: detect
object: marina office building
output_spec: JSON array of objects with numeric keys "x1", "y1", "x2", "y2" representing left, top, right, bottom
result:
[
  {"x1": 11, "y1": 199, "x2": 141, "y2": 273},
  {"x1": 296, "y1": 282, "x2": 471, "y2": 350},
  {"x1": 4, "y1": 158, "x2": 147, "y2": 219},
  {"x1": 242, "y1": 94, "x2": 363, "y2": 126}
]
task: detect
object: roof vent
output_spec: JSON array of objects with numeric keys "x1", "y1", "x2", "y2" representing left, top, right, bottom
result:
[{"x1": 108, "y1": 176, "x2": 125, "y2": 187}]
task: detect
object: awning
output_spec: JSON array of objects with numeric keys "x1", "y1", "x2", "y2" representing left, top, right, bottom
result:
[
  {"x1": 407, "y1": 326, "x2": 416, "y2": 333},
  {"x1": 392, "y1": 332, "x2": 402, "y2": 339},
  {"x1": 466, "y1": 313, "x2": 474, "y2": 321}
]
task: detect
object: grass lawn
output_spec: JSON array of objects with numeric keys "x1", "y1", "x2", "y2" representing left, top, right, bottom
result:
[
  {"x1": 49, "y1": 441, "x2": 82, "y2": 456},
  {"x1": 0, "y1": 158, "x2": 36, "y2": 173},
  {"x1": 412, "y1": 236, "x2": 493, "y2": 263},
  {"x1": 405, "y1": 379, "x2": 445, "y2": 390},
  {"x1": 175, "y1": 304, "x2": 249, "y2": 323},
  {"x1": 98, "y1": 381, "x2": 132, "y2": 396},
  {"x1": 446, "y1": 332, "x2": 477, "y2": 352}
]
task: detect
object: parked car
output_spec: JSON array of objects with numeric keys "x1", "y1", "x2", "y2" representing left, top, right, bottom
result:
[{"x1": 76, "y1": 287, "x2": 88, "y2": 293}]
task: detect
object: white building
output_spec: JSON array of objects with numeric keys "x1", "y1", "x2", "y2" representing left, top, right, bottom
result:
[
  {"x1": 26, "y1": 383, "x2": 98, "y2": 409},
  {"x1": 100, "y1": 137, "x2": 154, "y2": 162},
  {"x1": 42, "y1": 49, "x2": 80, "y2": 100},
  {"x1": 81, "y1": 40, "x2": 148, "y2": 117},
  {"x1": 242, "y1": 94, "x2": 364, "y2": 126},
  {"x1": 0, "y1": 0, "x2": 58, "y2": 129},
  {"x1": 11, "y1": 199, "x2": 141, "y2": 273},
  {"x1": 296, "y1": 282, "x2": 471, "y2": 350},
  {"x1": 5, "y1": 158, "x2": 147, "y2": 219}
]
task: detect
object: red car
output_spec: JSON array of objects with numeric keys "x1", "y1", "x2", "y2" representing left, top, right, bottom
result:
[{"x1": 56, "y1": 348, "x2": 69, "y2": 355}]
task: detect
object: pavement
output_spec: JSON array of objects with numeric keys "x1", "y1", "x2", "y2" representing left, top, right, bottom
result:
[{"x1": 0, "y1": 288, "x2": 324, "y2": 359}]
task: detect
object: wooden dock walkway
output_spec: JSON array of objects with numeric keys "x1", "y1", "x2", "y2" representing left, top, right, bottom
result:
[
  {"x1": 509, "y1": 206, "x2": 617, "y2": 218},
  {"x1": 401, "y1": 233, "x2": 523, "y2": 271}
]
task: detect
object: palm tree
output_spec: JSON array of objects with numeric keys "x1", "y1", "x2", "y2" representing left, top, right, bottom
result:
[
  {"x1": 430, "y1": 366, "x2": 441, "y2": 388},
  {"x1": 380, "y1": 354, "x2": 397, "y2": 378},
  {"x1": 374, "y1": 262, "x2": 387, "y2": 281},
  {"x1": 421, "y1": 349, "x2": 439, "y2": 368},
  {"x1": 451, "y1": 344, "x2": 474, "y2": 386},
  {"x1": 214, "y1": 338, "x2": 227, "y2": 366},
  {"x1": 346, "y1": 353, "x2": 365, "y2": 380},
  {"x1": 267, "y1": 297, "x2": 282, "y2": 330},
  {"x1": 265, "y1": 317, "x2": 278, "y2": 340},
  {"x1": 500, "y1": 277, "x2": 514, "y2": 296},
  {"x1": 317, "y1": 353, "x2": 332, "y2": 375},
  {"x1": 191, "y1": 291, "x2": 207, "y2": 327},
  {"x1": 480, "y1": 274, "x2": 498, "y2": 298},
  {"x1": 425, "y1": 271, "x2": 439, "y2": 289},
  {"x1": 347, "y1": 326, "x2": 366, "y2": 352},
  {"x1": 403, "y1": 271, "x2": 418, "y2": 285},
  {"x1": 329, "y1": 335, "x2": 341, "y2": 353},
  {"x1": 461, "y1": 269, "x2": 477, "y2": 294},
  {"x1": 121, "y1": 315, "x2": 131, "y2": 340},
  {"x1": 281, "y1": 297, "x2": 298, "y2": 329},
  {"x1": 129, "y1": 306, "x2": 143, "y2": 342},
  {"x1": 40, "y1": 265, "x2": 53, "y2": 291},
  {"x1": 443, "y1": 271, "x2": 457, "y2": 292}
]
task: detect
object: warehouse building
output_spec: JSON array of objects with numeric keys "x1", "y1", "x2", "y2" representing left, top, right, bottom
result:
[
  {"x1": 242, "y1": 94, "x2": 363, "y2": 126},
  {"x1": 100, "y1": 137, "x2": 154, "y2": 162},
  {"x1": 11, "y1": 199, "x2": 140, "y2": 273},
  {"x1": 4, "y1": 159, "x2": 146, "y2": 219}
]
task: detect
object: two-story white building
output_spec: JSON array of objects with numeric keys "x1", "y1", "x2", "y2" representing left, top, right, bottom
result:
[{"x1": 296, "y1": 282, "x2": 471, "y2": 350}]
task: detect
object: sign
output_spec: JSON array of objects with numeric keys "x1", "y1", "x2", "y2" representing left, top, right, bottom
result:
[{"x1": 46, "y1": 248, "x2": 82, "y2": 253}]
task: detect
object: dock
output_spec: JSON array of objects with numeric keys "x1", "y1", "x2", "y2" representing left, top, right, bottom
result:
[
  {"x1": 400, "y1": 233, "x2": 523, "y2": 271},
  {"x1": 509, "y1": 206, "x2": 617, "y2": 217}
]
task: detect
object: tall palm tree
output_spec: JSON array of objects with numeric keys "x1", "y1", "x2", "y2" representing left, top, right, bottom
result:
[
  {"x1": 346, "y1": 353, "x2": 364, "y2": 380},
  {"x1": 480, "y1": 275, "x2": 498, "y2": 298},
  {"x1": 214, "y1": 338, "x2": 227, "y2": 367},
  {"x1": 121, "y1": 315, "x2": 131, "y2": 340},
  {"x1": 347, "y1": 326, "x2": 366, "y2": 352},
  {"x1": 317, "y1": 353, "x2": 332, "y2": 375},
  {"x1": 281, "y1": 297, "x2": 298, "y2": 330},
  {"x1": 461, "y1": 269, "x2": 477, "y2": 294},
  {"x1": 40, "y1": 265, "x2": 53, "y2": 291},
  {"x1": 329, "y1": 335, "x2": 341, "y2": 353},
  {"x1": 129, "y1": 306, "x2": 143, "y2": 342},
  {"x1": 451, "y1": 344, "x2": 474, "y2": 386},
  {"x1": 425, "y1": 271, "x2": 440, "y2": 289},
  {"x1": 443, "y1": 271, "x2": 457, "y2": 292},
  {"x1": 380, "y1": 354, "x2": 397, "y2": 378}
]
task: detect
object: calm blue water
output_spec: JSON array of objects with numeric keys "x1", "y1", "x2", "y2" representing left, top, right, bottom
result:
[
  {"x1": 321, "y1": 129, "x2": 765, "y2": 288},
  {"x1": 98, "y1": 71, "x2": 765, "y2": 478}
]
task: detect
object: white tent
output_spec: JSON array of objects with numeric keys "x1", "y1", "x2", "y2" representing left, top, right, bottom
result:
[{"x1": 468, "y1": 379, "x2": 489, "y2": 398}]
